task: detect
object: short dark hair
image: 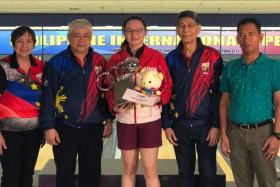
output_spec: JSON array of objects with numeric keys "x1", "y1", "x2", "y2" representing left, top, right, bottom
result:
[
  {"x1": 237, "y1": 17, "x2": 261, "y2": 33},
  {"x1": 11, "y1": 26, "x2": 36, "y2": 47},
  {"x1": 122, "y1": 16, "x2": 147, "y2": 33},
  {"x1": 177, "y1": 10, "x2": 200, "y2": 25}
]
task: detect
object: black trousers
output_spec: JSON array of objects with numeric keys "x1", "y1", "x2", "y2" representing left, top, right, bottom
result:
[
  {"x1": 53, "y1": 124, "x2": 104, "y2": 187},
  {"x1": 173, "y1": 123, "x2": 217, "y2": 187},
  {"x1": 0, "y1": 128, "x2": 42, "y2": 187}
]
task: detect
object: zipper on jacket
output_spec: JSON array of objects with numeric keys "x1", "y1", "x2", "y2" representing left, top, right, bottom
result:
[{"x1": 77, "y1": 67, "x2": 87, "y2": 127}]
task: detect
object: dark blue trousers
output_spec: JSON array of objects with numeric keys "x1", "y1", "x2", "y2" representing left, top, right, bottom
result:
[
  {"x1": 173, "y1": 123, "x2": 217, "y2": 187},
  {"x1": 53, "y1": 124, "x2": 104, "y2": 187}
]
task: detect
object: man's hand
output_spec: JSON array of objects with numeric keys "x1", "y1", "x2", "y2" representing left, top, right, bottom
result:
[
  {"x1": 44, "y1": 129, "x2": 61, "y2": 146},
  {"x1": 103, "y1": 119, "x2": 113, "y2": 138},
  {"x1": 220, "y1": 134, "x2": 231, "y2": 157},
  {"x1": 263, "y1": 136, "x2": 280, "y2": 160},
  {"x1": 206, "y1": 127, "x2": 220, "y2": 147},
  {"x1": 164, "y1": 128, "x2": 178, "y2": 146},
  {"x1": 0, "y1": 132, "x2": 7, "y2": 155}
]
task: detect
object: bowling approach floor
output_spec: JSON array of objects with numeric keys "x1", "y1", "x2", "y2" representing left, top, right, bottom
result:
[{"x1": 32, "y1": 123, "x2": 280, "y2": 187}]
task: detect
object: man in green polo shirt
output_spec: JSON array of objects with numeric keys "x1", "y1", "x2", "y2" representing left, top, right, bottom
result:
[{"x1": 220, "y1": 17, "x2": 280, "y2": 187}]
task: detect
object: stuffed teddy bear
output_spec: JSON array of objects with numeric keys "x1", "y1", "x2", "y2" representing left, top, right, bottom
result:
[{"x1": 135, "y1": 69, "x2": 164, "y2": 96}]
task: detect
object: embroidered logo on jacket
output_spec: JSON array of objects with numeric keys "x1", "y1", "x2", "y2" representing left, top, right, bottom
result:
[
  {"x1": 55, "y1": 86, "x2": 67, "y2": 113},
  {"x1": 95, "y1": 66, "x2": 102, "y2": 74},
  {"x1": 35, "y1": 73, "x2": 43, "y2": 83},
  {"x1": 201, "y1": 62, "x2": 210, "y2": 74}
]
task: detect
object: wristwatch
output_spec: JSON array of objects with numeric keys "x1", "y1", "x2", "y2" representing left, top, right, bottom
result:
[{"x1": 272, "y1": 132, "x2": 280, "y2": 140}]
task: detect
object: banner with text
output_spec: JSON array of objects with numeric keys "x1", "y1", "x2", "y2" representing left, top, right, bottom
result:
[{"x1": 0, "y1": 28, "x2": 279, "y2": 55}]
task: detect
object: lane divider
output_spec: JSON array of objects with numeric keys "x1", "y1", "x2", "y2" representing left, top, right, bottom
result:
[{"x1": 217, "y1": 151, "x2": 234, "y2": 181}]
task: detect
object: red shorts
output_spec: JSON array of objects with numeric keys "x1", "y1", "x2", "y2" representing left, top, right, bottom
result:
[{"x1": 117, "y1": 119, "x2": 162, "y2": 150}]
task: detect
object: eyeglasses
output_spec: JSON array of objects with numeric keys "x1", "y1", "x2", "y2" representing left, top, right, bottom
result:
[
  {"x1": 238, "y1": 32, "x2": 259, "y2": 38},
  {"x1": 125, "y1": 28, "x2": 145, "y2": 34},
  {"x1": 177, "y1": 24, "x2": 197, "y2": 30}
]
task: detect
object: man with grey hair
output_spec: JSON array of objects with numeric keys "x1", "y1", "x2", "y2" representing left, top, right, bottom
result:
[
  {"x1": 162, "y1": 10, "x2": 223, "y2": 187},
  {"x1": 40, "y1": 18, "x2": 113, "y2": 187}
]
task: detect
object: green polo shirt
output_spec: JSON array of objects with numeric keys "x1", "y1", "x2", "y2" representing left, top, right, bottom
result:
[{"x1": 220, "y1": 54, "x2": 280, "y2": 124}]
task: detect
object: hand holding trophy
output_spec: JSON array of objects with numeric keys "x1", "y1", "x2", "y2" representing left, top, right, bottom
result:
[
  {"x1": 96, "y1": 57, "x2": 139, "y2": 92},
  {"x1": 97, "y1": 57, "x2": 139, "y2": 107}
]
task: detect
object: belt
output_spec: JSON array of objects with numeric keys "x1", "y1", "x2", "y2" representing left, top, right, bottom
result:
[{"x1": 231, "y1": 119, "x2": 272, "y2": 129}]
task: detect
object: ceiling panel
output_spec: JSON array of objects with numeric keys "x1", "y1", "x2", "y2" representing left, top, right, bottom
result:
[{"x1": 0, "y1": 0, "x2": 279, "y2": 13}]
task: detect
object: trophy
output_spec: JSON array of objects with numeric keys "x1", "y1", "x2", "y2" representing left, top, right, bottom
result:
[{"x1": 96, "y1": 57, "x2": 139, "y2": 105}]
